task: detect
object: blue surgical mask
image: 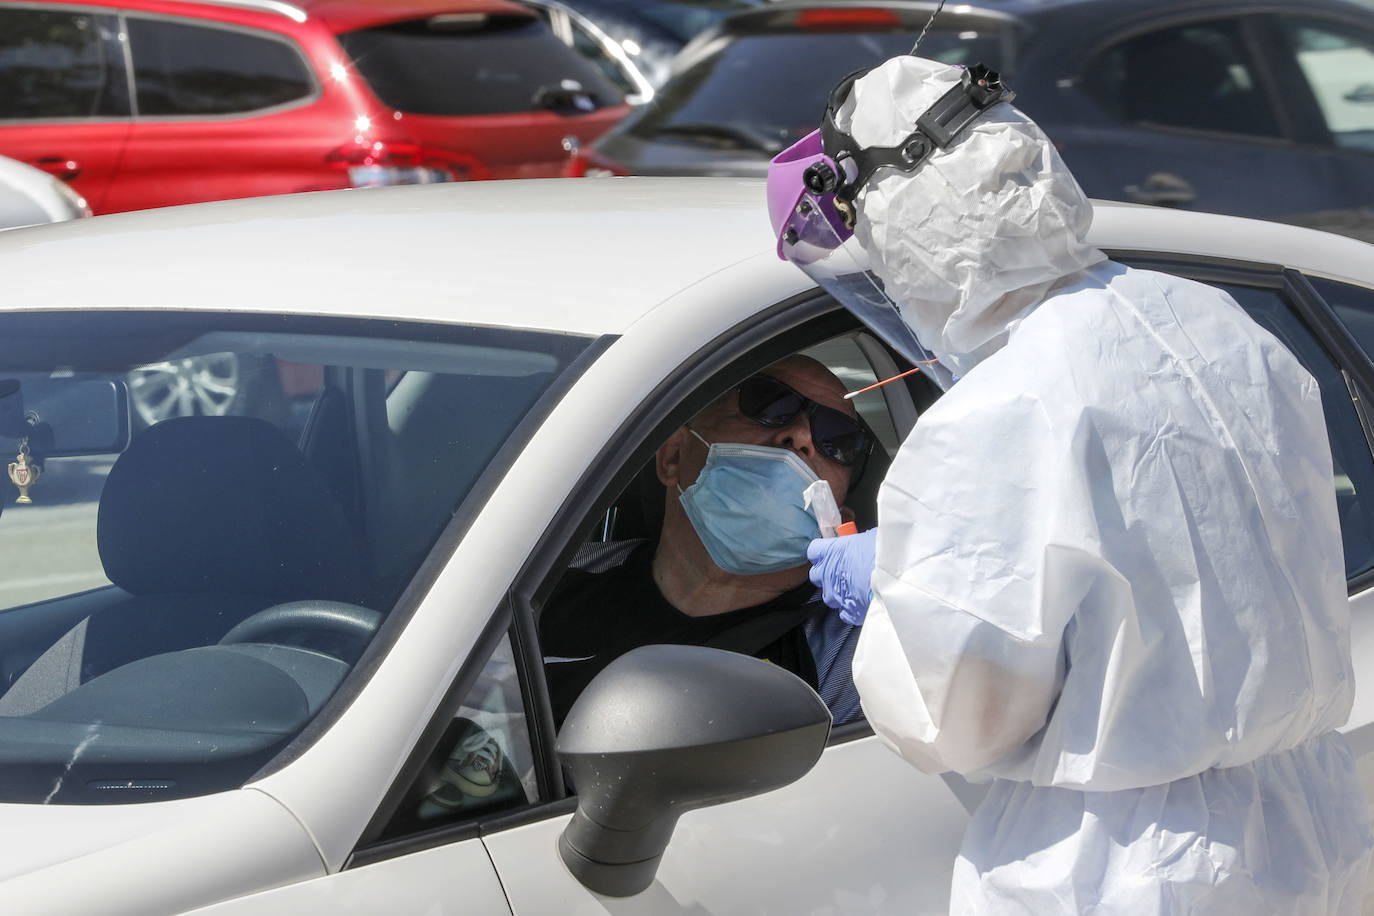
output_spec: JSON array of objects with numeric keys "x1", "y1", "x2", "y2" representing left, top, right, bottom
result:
[{"x1": 678, "y1": 428, "x2": 831, "y2": 575}]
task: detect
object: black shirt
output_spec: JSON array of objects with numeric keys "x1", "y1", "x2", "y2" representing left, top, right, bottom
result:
[{"x1": 539, "y1": 541, "x2": 819, "y2": 727}]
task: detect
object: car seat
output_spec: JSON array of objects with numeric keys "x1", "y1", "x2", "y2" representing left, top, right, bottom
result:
[{"x1": 0, "y1": 416, "x2": 366, "y2": 715}]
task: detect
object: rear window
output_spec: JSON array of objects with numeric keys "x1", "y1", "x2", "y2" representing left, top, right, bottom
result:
[
  {"x1": 629, "y1": 23, "x2": 1009, "y2": 153},
  {"x1": 339, "y1": 13, "x2": 624, "y2": 116}
]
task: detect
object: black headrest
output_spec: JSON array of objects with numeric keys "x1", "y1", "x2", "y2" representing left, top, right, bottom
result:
[{"x1": 98, "y1": 416, "x2": 365, "y2": 602}]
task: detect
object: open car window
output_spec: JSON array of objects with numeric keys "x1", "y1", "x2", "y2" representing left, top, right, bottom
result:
[
  {"x1": 531, "y1": 326, "x2": 921, "y2": 746},
  {"x1": 0, "y1": 310, "x2": 588, "y2": 805}
]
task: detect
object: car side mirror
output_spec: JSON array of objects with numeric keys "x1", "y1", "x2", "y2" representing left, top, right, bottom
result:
[{"x1": 556, "y1": 644, "x2": 830, "y2": 897}]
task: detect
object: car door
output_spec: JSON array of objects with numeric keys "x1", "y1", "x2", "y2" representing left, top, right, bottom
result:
[
  {"x1": 471, "y1": 304, "x2": 974, "y2": 915},
  {"x1": 1057, "y1": 15, "x2": 1345, "y2": 226},
  {"x1": 105, "y1": 13, "x2": 325, "y2": 214},
  {"x1": 0, "y1": 5, "x2": 131, "y2": 213},
  {"x1": 1259, "y1": 13, "x2": 1374, "y2": 243}
]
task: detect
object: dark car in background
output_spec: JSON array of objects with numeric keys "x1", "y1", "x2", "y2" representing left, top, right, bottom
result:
[
  {"x1": 577, "y1": 0, "x2": 1374, "y2": 241},
  {"x1": 0, "y1": 0, "x2": 630, "y2": 213}
]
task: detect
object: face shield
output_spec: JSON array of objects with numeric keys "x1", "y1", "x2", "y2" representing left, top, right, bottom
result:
[
  {"x1": 776, "y1": 183, "x2": 955, "y2": 388},
  {"x1": 767, "y1": 62, "x2": 1013, "y2": 388}
]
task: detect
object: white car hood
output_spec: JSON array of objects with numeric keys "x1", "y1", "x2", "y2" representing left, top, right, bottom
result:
[{"x1": 0, "y1": 789, "x2": 324, "y2": 915}]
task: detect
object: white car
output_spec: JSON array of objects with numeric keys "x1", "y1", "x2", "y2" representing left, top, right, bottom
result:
[
  {"x1": 2, "y1": 179, "x2": 1374, "y2": 915},
  {"x1": 0, "y1": 154, "x2": 90, "y2": 231}
]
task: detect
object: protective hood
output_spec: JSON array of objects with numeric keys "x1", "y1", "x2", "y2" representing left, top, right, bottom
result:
[{"x1": 840, "y1": 56, "x2": 1105, "y2": 376}]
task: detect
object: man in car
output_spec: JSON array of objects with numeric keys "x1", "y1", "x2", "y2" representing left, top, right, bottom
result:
[{"x1": 539, "y1": 355, "x2": 869, "y2": 728}]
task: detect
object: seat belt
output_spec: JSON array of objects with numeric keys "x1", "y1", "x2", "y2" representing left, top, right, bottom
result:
[{"x1": 702, "y1": 603, "x2": 819, "y2": 688}]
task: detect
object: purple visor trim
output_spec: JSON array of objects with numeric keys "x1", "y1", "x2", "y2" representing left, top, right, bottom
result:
[{"x1": 766, "y1": 130, "x2": 854, "y2": 261}]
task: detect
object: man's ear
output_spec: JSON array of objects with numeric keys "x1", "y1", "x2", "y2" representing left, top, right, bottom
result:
[{"x1": 656, "y1": 428, "x2": 688, "y2": 487}]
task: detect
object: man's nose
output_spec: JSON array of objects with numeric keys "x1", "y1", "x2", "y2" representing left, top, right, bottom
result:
[{"x1": 769, "y1": 411, "x2": 813, "y2": 457}]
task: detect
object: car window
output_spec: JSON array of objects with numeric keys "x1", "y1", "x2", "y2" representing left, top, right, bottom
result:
[
  {"x1": 0, "y1": 8, "x2": 128, "y2": 120},
  {"x1": 535, "y1": 328, "x2": 905, "y2": 743},
  {"x1": 1278, "y1": 18, "x2": 1374, "y2": 153},
  {"x1": 1217, "y1": 283, "x2": 1374, "y2": 580},
  {"x1": 0, "y1": 311, "x2": 589, "y2": 805},
  {"x1": 1085, "y1": 19, "x2": 1280, "y2": 138},
  {"x1": 127, "y1": 18, "x2": 314, "y2": 117},
  {"x1": 379, "y1": 631, "x2": 534, "y2": 838},
  {"x1": 628, "y1": 22, "x2": 1008, "y2": 153},
  {"x1": 338, "y1": 13, "x2": 624, "y2": 116}
]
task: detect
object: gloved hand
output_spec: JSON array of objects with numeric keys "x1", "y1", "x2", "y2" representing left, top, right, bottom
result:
[{"x1": 807, "y1": 527, "x2": 877, "y2": 626}]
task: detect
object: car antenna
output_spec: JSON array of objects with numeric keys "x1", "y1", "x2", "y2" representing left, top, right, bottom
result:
[{"x1": 910, "y1": 0, "x2": 948, "y2": 55}]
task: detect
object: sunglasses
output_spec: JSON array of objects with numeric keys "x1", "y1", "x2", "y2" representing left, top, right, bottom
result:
[{"x1": 736, "y1": 374, "x2": 872, "y2": 468}]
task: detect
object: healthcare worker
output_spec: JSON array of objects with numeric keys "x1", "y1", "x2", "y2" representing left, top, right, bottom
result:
[{"x1": 768, "y1": 55, "x2": 1373, "y2": 914}]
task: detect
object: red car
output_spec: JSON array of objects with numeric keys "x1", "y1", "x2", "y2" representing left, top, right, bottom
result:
[{"x1": 0, "y1": 0, "x2": 629, "y2": 213}]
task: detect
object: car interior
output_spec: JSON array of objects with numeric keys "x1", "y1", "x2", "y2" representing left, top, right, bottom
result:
[{"x1": 0, "y1": 311, "x2": 586, "y2": 805}]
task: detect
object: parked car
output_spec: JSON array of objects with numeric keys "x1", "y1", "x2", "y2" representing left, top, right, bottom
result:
[
  {"x1": 0, "y1": 0, "x2": 630, "y2": 214},
  {"x1": 0, "y1": 153, "x2": 90, "y2": 229},
  {"x1": 578, "y1": 0, "x2": 1374, "y2": 241},
  {"x1": 562, "y1": 0, "x2": 768, "y2": 87},
  {"x1": 3, "y1": 178, "x2": 1374, "y2": 912}
]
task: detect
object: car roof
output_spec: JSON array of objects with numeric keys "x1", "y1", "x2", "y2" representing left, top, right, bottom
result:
[
  {"x1": 296, "y1": 0, "x2": 532, "y2": 33},
  {"x1": 0, "y1": 179, "x2": 782, "y2": 336},
  {"x1": 13, "y1": 0, "x2": 535, "y2": 30},
  {"x1": 2, "y1": 179, "x2": 1371, "y2": 337},
  {"x1": 726, "y1": 0, "x2": 1374, "y2": 30}
]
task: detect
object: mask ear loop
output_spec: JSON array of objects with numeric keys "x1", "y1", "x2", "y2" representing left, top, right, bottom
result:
[{"x1": 684, "y1": 425, "x2": 712, "y2": 449}]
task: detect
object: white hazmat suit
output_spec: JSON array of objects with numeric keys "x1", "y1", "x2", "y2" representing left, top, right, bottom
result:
[{"x1": 841, "y1": 57, "x2": 1373, "y2": 913}]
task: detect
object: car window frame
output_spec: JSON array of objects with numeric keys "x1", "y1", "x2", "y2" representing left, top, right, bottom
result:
[
  {"x1": 120, "y1": 11, "x2": 321, "y2": 122},
  {"x1": 0, "y1": 2, "x2": 131, "y2": 125},
  {"x1": 345, "y1": 293, "x2": 900, "y2": 870},
  {"x1": 1077, "y1": 11, "x2": 1300, "y2": 147}
]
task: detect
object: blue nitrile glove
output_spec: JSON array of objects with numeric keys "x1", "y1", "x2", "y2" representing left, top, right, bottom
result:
[{"x1": 807, "y1": 527, "x2": 877, "y2": 626}]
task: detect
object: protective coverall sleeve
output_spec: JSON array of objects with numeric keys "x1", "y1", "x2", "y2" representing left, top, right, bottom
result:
[{"x1": 855, "y1": 380, "x2": 1103, "y2": 775}]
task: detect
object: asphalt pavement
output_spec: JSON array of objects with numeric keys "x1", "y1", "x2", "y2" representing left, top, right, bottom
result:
[{"x1": 1, "y1": 456, "x2": 112, "y2": 610}]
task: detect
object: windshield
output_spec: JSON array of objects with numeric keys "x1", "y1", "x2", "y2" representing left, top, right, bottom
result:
[
  {"x1": 0, "y1": 311, "x2": 588, "y2": 805},
  {"x1": 339, "y1": 14, "x2": 624, "y2": 116},
  {"x1": 630, "y1": 25, "x2": 1009, "y2": 153}
]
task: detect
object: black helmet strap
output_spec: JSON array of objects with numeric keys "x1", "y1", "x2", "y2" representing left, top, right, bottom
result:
[{"x1": 809, "y1": 64, "x2": 1015, "y2": 226}]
